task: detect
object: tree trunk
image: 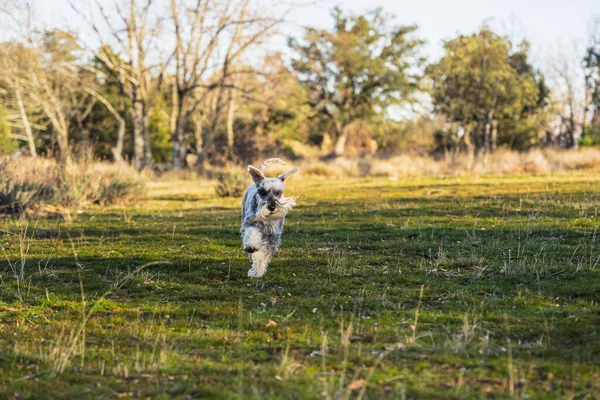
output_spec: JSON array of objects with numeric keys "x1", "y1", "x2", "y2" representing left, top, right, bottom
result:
[
  {"x1": 143, "y1": 112, "x2": 152, "y2": 168},
  {"x1": 15, "y1": 89, "x2": 36, "y2": 158},
  {"x1": 112, "y1": 86, "x2": 127, "y2": 163},
  {"x1": 482, "y1": 117, "x2": 490, "y2": 157},
  {"x1": 55, "y1": 127, "x2": 71, "y2": 164},
  {"x1": 171, "y1": 126, "x2": 183, "y2": 169},
  {"x1": 132, "y1": 101, "x2": 145, "y2": 170},
  {"x1": 226, "y1": 90, "x2": 236, "y2": 152},
  {"x1": 491, "y1": 119, "x2": 498, "y2": 152},
  {"x1": 194, "y1": 114, "x2": 204, "y2": 158},
  {"x1": 111, "y1": 117, "x2": 126, "y2": 163},
  {"x1": 197, "y1": 126, "x2": 214, "y2": 173},
  {"x1": 463, "y1": 127, "x2": 475, "y2": 168},
  {"x1": 567, "y1": 117, "x2": 575, "y2": 149},
  {"x1": 333, "y1": 124, "x2": 347, "y2": 156},
  {"x1": 172, "y1": 112, "x2": 187, "y2": 169},
  {"x1": 170, "y1": 80, "x2": 183, "y2": 169}
]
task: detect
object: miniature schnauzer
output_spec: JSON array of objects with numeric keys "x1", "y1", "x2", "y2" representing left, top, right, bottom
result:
[{"x1": 240, "y1": 159, "x2": 299, "y2": 278}]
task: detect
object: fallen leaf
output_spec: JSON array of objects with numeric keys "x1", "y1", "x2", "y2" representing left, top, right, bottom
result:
[
  {"x1": 348, "y1": 379, "x2": 365, "y2": 390},
  {"x1": 265, "y1": 320, "x2": 278, "y2": 328}
]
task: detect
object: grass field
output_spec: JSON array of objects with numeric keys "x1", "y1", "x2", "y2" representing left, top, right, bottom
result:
[{"x1": 1, "y1": 172, "x2": 600, "y2": 399}]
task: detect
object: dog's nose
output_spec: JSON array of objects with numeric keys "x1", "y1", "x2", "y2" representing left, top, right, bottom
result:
[{"x1": 268, "y1": 203, "x2": 276, "y2": 212}]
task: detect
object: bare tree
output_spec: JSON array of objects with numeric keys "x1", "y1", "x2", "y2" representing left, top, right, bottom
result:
[
  {"x1": 584, "y1": 14, "x2": 600, "y2": 131},
  {"x1": 74, "y1": 0, "x2": 168, "y2": 169},
  {"x1": 0, "y1": 1, "x2": 38, "y2": 156},
  {"x1": 225, "y1": 88, "x2": 237, "y2": 152},
  {"x1": 169, "y1": 0, "x2": 290, "y2": 169},
  {"x1": 1, "y1": 4, "x2": 108, "y2": 163},
  {"x1": 550, "y1": 45, "x2": 592, "y2": 148},
  {"x1": 0, "y1": 40, "x2": 93, "y2": 163},
  {"x1": 0, "y1": 0, "x2": 35, "y2": 40},
  {"x1": 0, "y1": 46, "x2": 38, "y2": 157}
]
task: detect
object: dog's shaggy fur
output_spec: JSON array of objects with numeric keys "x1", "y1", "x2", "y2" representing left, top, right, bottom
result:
[{"x1": 240, "y1": 159, "x2": 298, "y2": 278}]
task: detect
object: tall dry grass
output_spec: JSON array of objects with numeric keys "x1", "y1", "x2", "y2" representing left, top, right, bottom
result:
[
  {"x1": 0, "y1": 156, "x2": 146, "y2": 215},
  {"x1": 299, "y1": 148, "x2": 600, "y2": 178}
]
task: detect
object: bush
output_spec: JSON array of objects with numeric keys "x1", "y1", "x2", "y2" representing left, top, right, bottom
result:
[
  {"x1": 580, "y1": 126, "x2": 600, "y2": 147},
  {"x1": 0, "y1": 157, "x2": 146, "y2": 215},
  {"x1": 215, "y1": 169, "x2": 248, "y2": 198}
]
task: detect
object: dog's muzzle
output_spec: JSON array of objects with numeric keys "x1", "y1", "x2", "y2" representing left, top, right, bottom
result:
[{"x1": 267, "y1": 202, "x2": 276, "y2": 212}]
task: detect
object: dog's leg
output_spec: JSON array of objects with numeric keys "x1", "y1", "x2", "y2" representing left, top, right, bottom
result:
[
  {"x1": 248, "y1": 246, "x2": 272, "y2": 278},
  {"x1": 248, "y1": 247, "x2": 271, "y2": 278},
  {"x1": 242, "y1": 227, "x2": 262, "y2": 254}
]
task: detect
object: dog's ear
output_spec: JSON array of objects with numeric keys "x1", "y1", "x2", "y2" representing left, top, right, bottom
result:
[
  {"x1": 278, "y1": 167, "x2": 299, "y2": 182},
  {"x1": 247, "y1": 165, "x2": 265, "y2": 184}
]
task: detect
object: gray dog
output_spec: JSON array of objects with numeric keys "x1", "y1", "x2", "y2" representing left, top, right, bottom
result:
[{"x1": 240, "y1": 159, "x2": 299, "y2": 278}]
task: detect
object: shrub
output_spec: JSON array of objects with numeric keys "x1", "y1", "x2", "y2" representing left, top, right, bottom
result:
[
  {"x1": 0, "y1": 157, "x2": 145, "y2": 215},
  {"x1": 0, "y1": 158, "x2": 55, "y2": 214},
  {"x1": 215, "y1": 169, "x2": 247, "y2": 198},
  {"x1": 580, "y1": 126, "x2": 600, "y2": 147}
]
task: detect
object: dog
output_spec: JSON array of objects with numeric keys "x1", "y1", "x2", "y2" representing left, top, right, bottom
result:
[{"x1": 240, "y1": 158, "x2": 299, "y2": 278}]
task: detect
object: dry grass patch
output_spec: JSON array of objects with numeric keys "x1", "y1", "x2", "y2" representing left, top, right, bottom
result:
[{"x1": 0, "y1": 157, "x2": 145, "y2": 215}]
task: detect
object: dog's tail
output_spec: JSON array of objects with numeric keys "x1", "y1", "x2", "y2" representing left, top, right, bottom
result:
[{"x1": 257, "y1": 158, "x2": 286, "y2": 172}]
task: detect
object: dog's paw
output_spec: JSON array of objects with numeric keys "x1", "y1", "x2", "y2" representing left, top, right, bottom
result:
[
  {"x1": 244, "y1": 246, "x2": 258, "y2": 253},
  {"x1": 248, "y1": 267, "x2": 267, "y2": 278}
]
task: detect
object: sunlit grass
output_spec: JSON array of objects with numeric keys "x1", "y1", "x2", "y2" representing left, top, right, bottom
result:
[{"x1": 1, "y1": 172, "x2": 599, "y2": 398}]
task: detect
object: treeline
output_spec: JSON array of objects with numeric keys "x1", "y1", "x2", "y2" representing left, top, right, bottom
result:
[{"x1": 0, "y1": 1, "x2": 599, "y2": 170}]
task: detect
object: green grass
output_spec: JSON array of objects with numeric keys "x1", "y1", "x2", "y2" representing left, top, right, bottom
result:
[{"x1": 1, "y1": 172, "x2": 600, "y2": 399}]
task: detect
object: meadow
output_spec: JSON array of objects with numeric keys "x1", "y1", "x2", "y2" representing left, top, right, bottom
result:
[{"x1": 1, "y1": 172, "x2": 599, "y2": 399}]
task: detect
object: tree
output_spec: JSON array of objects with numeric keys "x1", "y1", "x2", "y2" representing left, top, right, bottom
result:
[
  {"x1": 583, "y1": 15, "x2": 600, "y2": 145},
  {"x1": 0, "y1": 42, "x2": 39, "y2": 157},
  {"x1": 169, "y1": 0, "x2": 288, "y2": 169},
  {"x1": 499, "y1": 41, "x2": 550, "y2": 150},
  {"x1": 550, "y1": 44, "x2": 591, "y2": 149},
  {"x1": 74, "y1": 0, "x2": 168, "y2": 169},
  {"x1": 32, "y1": 30, "x2": 96, "y2": 163},
  {"x1": 0, "y1": 106, "x2": 17, "y2": 154},
  {"x1": 429, "y1": 28, "x2": 541, "y2": 157},
  {"x1": 0, "y1": 30, "x2": 97, "y2": 163},
  {"x1": 214, "y1": 54, "x2": 311, "y2": 163},
  {"x1": 289, "y1": 7, "x2": 423, "y2": 156}
]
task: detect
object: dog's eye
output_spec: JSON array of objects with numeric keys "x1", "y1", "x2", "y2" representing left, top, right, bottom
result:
[
  {"x1": 273, "y1": 190, "x2": 282, "y2": 197},
  {"x1": 257, "y1": 187, "x2": 267, "y2": 197}
]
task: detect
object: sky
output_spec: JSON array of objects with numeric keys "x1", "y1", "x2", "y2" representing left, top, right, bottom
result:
[
  {"x1": 291, "y1": 0, "x2": 597, "y2": 65},
  {"x1": 18, "y1": 1, "x2": 594, "y2": 56},
  {"x1": 5, "y1": 0, "x2": 598, "y2": 77}
]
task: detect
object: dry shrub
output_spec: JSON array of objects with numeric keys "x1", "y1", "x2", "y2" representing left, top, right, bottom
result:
[
  {"x1": 85, "y1": 163, "x2": 146, "y2": 205},
  {"x1": 215, "y1": 168, "x2": 248, "y2": 198},
  {"x1": 297, "y1": 148, "x2": 600, "y2": 178},
  {"x1": 543, "y1": 148, "x2": 600, "y2": 170},
  {"x1": 0, "y1": 157, "x2": 56, "y2": 213},
  {"x1": 0, "y1": 157, "x2": 145, "y2": 215},
  {"x1": 303, "y1": 164, "x2": 339, "y2": 177}
]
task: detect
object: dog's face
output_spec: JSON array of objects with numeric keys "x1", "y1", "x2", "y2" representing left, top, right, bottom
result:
[{"x1": 248, "y1": 165, "x2": 298, "y2": 212}]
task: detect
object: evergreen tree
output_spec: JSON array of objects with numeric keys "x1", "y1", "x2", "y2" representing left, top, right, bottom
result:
[{"x1": 289, "y1": 7, "x2": 423, "y2": 155}]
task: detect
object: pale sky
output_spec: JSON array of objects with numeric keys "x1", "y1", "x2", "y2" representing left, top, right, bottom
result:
[
  {"x1": 293, "y1": 0, "x2": 597, "y2": 66},
  {"x1": 6, "y1": 0, "x2": 599, "y2": 76}
]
